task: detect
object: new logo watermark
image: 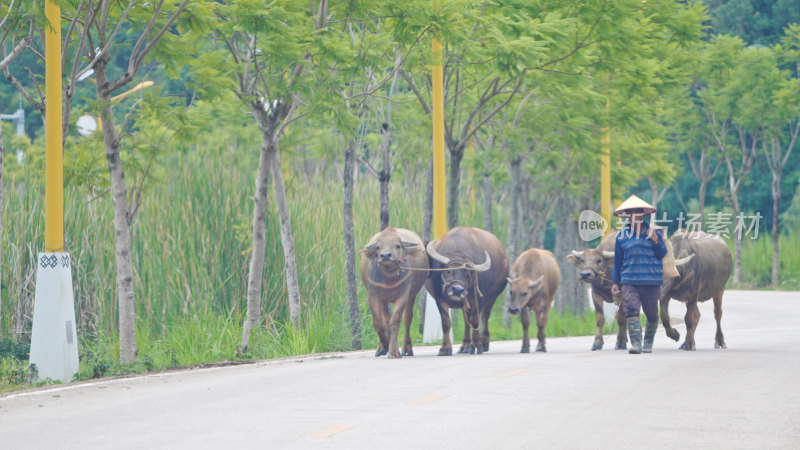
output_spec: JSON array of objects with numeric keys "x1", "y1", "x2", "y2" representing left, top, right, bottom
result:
[
  {"x1": 578, "y1": 210, "x2": 608, "y2": 242},
  {"x1": 577, "y1": 210, "x2": 762, "y2": 242}
]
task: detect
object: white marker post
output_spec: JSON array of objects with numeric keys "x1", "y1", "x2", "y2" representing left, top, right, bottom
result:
[
  {"x1": 29, "y1": 1, "x2": 79, "y2": 383},
  {"x1": 423, "y1": 293, "x2": 443, "y2": 343},
  {"x1": 30, "y1": 254, "x2": 79, "y2": 382}
]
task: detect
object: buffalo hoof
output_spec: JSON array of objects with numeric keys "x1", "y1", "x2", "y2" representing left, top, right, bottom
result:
[
  {"x1": 458, "y1": 345, "x2": 469, "y2": 354},
  {"x1": 680, "y1": 341, "x2": 696, "y2": 351},
  {"x1": 402, "y1": 348, "x2": 414, "y2": 356},
  {"x1": 615, "y1": 342, "x2": 627, "y2": 350},
  {"x1": 536, "y1": 343, "x2": 546, "y2": 352},
  {"x1": 469, "y1": 346, "x2": 476, "y2": 355},
  {"x1": 591, "y1": 342, "x2": 603, "y2": 351},
  {"x1": 476, "y1": 346, "x2": 483, "y2": 355},
  {"x1": 520, "y1": 347, "x2": 530, "y2": 353},
  {"x1": 438, "y1": 348, "x2": 452, "y2": 356},
  {"x1": 481, "y1": 343, "x2": 489, "y2": 352},
  {"x1": 714, "y1": 342, "x2": 727, "y2": 349},
  {"x1": 374, "y1": 348, "x2": 387, "y2": 357},
  {"x1": 388, "y1": 351, "x2": 402, "y2": 359},
  {"x1": 666, "y1": 329, "x2": 681, "y2": 342}
]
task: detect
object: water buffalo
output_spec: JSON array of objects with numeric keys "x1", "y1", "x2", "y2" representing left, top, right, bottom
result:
[
  {"x1": 568, "y1": 233, "x2": 695, "y2": 351},
  {"x1": 567, "y1": 234, "x2": 628, "y2": 351},
  {"x1": 426, "y1": 227, "x2": 509, "y2": 355},
  {"x1": 507, "y1": 248, "x2": 560, "y2": 353},
  {"x1": 659, "y1": 230, "x2": 732, "y2": 350},
  {"x1": 360, "y1": 227, "x2": 429, "y2": 358}
]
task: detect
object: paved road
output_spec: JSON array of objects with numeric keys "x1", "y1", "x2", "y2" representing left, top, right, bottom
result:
[{"x1": 2, "y1": 290, "x2": 799, "y2": 449}]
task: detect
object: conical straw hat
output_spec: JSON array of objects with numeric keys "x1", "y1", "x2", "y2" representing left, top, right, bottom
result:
[{"x1": 613, "y1": 194, "x2": 656, "y2": 217}]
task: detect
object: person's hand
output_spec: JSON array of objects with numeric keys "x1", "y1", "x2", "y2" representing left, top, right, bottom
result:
[
  {"x1": 649, "y1": 229, "x2": 660, "y2": 244},
  {"x1": 611, "y1": 284, "x2": 620, "y2": 296}
]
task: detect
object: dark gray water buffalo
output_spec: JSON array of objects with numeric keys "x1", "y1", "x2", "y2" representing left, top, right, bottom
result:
[
  {"x1": 507, "y1": 248, "x2": 560, "y2": 353},
  {"x1": 567, "y1": 234, "x2": 628, "y2": 351},
  {"x1": 426, "y1": 227, "x2": 509, "y2": 355},
  {"x1": 659, "y1": 230, "x2": 732, "y2": 350},
  {"x1": 360, "y1": 227, "x2": 429, "y2": 358}
]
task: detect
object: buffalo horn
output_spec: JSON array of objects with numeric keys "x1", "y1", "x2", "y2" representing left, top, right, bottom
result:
[
  {"x1": 675, "y1": 254, "x2": 695, "y2": 266},
  {"x1": 426, "y1": 240, "x2": 451, "y2": 265},
  {"x1": 472, "y1": 250, "x2": 492, "y2": 272},
  {"x1": 571, "y1": 250, "x2": 585, "y2": 258},
  {"x1": 506, "y1": 277, "x2": 514, "y2": 284},
  {"x1": 602, "y1": 251, "x2": 615, "y2": 259},
  {"x1": 401, "y1": 240, "x2": 420, "y2": 248}
]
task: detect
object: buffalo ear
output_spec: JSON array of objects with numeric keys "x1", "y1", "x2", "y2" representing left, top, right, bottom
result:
[
  {"x1": 360, "y1": 243, "x2": 379, "y2": 256},
  {"x1": 566, "y1": 254, "x2": 578, "y2": 264},
  {"x1": 528, "y1": 275, "x2": 544, "y2": 290}
]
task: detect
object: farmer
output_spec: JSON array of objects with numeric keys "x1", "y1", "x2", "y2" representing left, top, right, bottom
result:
[{"x1": 610, "y1": 195, "x2": 668, "y2": 354}]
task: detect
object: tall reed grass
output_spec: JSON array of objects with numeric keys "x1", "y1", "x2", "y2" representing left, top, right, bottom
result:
[{"x1": 732, "y1": 232, "x2": 800, "y2": 289}]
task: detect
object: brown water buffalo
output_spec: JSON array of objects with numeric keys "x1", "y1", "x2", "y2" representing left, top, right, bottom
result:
[
  {"x1": 507, "y1": 249, "x2": 560, "y2": 353},
  {"x1": 426, "y1": 227, "x2": 509, "y2": 356},
  {"x1": 659, "y1": 230, "x2": 732, "y2": 351},
  {"x1": 567, "y1": 234, "x2": 628, "y2": 351},
  {"x1": 360, "y1": 227, "x2": 429, "y2": 358}
]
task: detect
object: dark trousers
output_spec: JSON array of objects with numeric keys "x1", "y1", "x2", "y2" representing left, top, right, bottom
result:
[{"x1": 621, "y1": 284, "x2": 660, "y2": 322}]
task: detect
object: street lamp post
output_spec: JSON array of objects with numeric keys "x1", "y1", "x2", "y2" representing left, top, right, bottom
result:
[{"x1": 29, "y1": 0, "x2": 79, "y2": 383}]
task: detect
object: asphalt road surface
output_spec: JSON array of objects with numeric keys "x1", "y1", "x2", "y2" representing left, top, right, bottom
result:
[{"x1": 2, "y1": 290, "x2": 799, "y2": 449}]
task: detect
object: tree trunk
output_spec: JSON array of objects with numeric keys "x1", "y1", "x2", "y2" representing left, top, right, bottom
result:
[
  {"x1": 420, "y1": 158, "x2": 433, "y2": 333},
  {"x1": 0, "y1": 123, "x2": 3, "y2": 325},
  {"x1": 447, "y1": 148, "x2": 463, "y2": 229},
  {"x1": 270, "y1": 150, "x2": 301, "y2": 328},
  {"x1": 483, "y1": 171, "x2": 493, "y2": 233},
  {"x1": 423, "y1": 158, "x2": 433, "y2": 243},
  {"x1": 96, "y1": 63, "x2": 137, "y2": 364},
  {"x1": 771, "y1": 174, "x2": 781, "y2": 288},
  {"x1": 554, "y1": 198, "x2": 586, "y2": 315},
  {"x1": 240, "y1": 132, "x2": 273, "y2": 354},
  {"x1": 731, "y1": 198, "x2": 742, "y2": 284},
  {"x1": 697, "y1": 180, "x2": 707, "y2": 220},
  {"x1": 380, "y1": 123, "x2": 391, "y2": 230},
  {"x1": 504, "y1": 156, "x2": 521, "y2": 326},
  {"x1": 343, "y1": 139, "x2": 361, "y2": 349}
]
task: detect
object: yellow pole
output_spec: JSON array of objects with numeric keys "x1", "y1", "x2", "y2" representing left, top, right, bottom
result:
[
  {"x1": 45, "y1": 0, "x2": 63, "y2": 252},
  {"x1": 432, "y1": 37, "x2": 446, "y2": 239},
  {"x1": 601, "y1": 126, "x2": 611, "y2": 236}
]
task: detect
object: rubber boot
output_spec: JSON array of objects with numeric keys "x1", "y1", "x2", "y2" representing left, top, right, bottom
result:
[
  {"x1": 627, "y1": 318, "x2": 642, "y2": 354},
  {"x1": 643, "y1": 321, "x2": 658, "y2": 353}
]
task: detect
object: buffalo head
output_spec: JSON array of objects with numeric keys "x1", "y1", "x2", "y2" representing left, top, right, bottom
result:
[
  {"x1": 361, "y1": 231, "x2": 421, "y2": 272},
  {"x1": 567, "y1": 249, "x2": 615, "y2": 284},
  {"x1": 427, "y1": 241, "x2": 491, "y2": 307},
  {"x1": 506, "y1": 274, "x2": 545, "y2": 314}
]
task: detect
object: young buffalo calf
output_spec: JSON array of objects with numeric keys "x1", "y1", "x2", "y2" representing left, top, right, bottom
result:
[{"x1": 507, "y1": 249, "x2": 560, "y2": 353}]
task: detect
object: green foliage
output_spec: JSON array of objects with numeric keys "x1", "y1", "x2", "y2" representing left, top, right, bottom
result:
[
  {"x1": 0, "y1": 358, "x2": 29, "y2": 387},
  {"x1": 730, "y1": 233, "x2": 800, "y2": 289}
]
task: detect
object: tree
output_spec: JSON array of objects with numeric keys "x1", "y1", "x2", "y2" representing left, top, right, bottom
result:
[
  {"x1": 694, "y1": 35, "x2": 756, "y2": 283},
  {"x1": 0, "y1": 0, "x2": 34, "y2": 331},
  {"x1": 761, "y1": 33, "x2": 800, "y2": 287},
  {"x1": 4, "y1": 1, "x2": 191, "y2": 362},
  {"x1": 401, "y1": 0, "x2": 603, "y2": 228},
  {"x1": 209, "y1": 0, "x2": 328, "y2": 352}
]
